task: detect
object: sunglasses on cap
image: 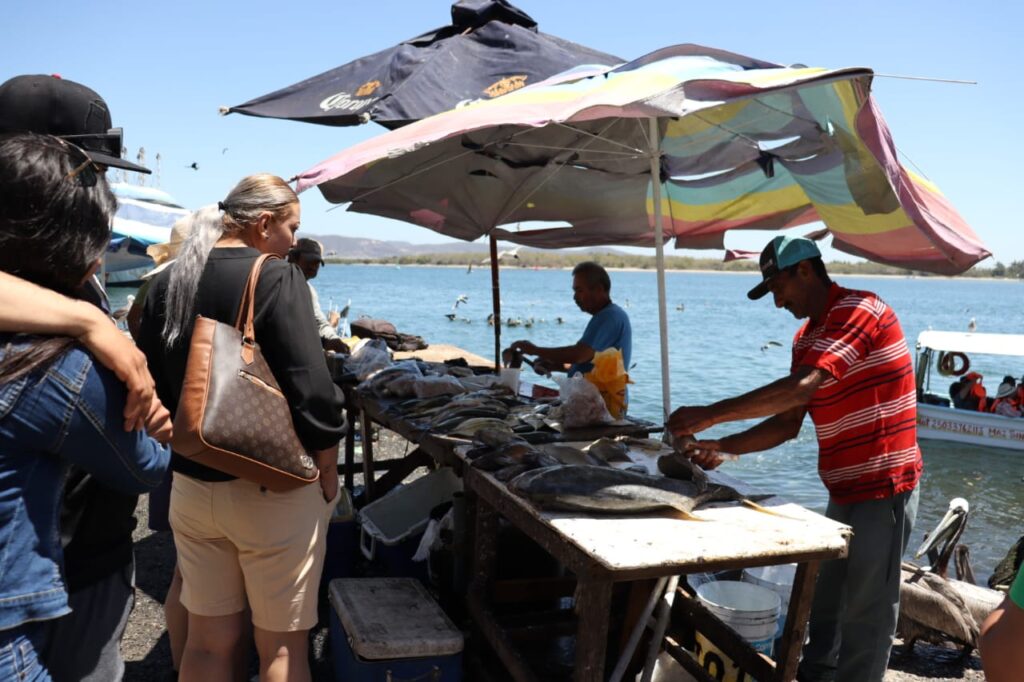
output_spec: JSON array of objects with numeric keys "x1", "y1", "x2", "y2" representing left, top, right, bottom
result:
[{"x1": 60, "y1": 127, "x2": 124, "y2": 161}]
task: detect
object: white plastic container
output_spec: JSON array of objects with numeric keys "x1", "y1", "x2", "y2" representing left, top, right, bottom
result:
[
  {"x1": 742, "y1": 563, "x2": 796, "y2": 640},
  {"x1": 358, "y1": 468, "x2": 462, "y2": 578},
  {"x1": 695, "y1": 580, "x2": 781, "y2": 682}
]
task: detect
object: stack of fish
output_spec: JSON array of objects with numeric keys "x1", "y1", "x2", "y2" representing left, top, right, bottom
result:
[{"x1": 465, "y1": 430, "x2": 780, "y2": 521}]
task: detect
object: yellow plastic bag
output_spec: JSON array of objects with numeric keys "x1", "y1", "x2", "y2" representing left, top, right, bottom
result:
[{"x1": 584, "y1": 348, "x2": 631, "y2": 419}]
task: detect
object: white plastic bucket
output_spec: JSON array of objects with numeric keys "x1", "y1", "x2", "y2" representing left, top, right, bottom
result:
[
  {"x1": 696, "y1": 580, "x2": 781, "y2": 679},
  {"x1": 742, "y1": 563, "x2": 796, "y2": 640}
]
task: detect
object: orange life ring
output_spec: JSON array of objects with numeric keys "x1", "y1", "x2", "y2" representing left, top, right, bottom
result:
[{"x1": 938, "y1": 351, "x2": 970, "y2": 377}]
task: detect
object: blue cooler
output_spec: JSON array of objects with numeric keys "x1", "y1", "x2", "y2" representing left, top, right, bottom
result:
[
  {"x1": 321, "y1": 488, "x2": 358, "y2": 589},
  {"x1": 329, "y1": 578, "x2": 463, "y2": 681}
]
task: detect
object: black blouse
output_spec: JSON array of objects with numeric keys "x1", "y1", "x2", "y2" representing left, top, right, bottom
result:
[{"x1": 137, "y1": 247, "x2": 346, "y2": 481}]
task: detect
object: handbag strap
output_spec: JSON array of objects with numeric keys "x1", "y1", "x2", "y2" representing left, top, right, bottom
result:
[{"x1": 234, "y1": 254, "x2": 277, "y2": 363}]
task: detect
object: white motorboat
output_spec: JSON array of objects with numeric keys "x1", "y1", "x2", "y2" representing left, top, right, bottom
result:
[
  {"x1": 915, "y1": 331, "x2": 1024, "y2": 451},
  {"x1": 104, "y1": 183, "x2": 189, "y2": 285}
]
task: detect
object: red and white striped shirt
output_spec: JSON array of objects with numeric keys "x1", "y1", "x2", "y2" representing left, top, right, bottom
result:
[{"x1": 792, "y1": 284, "x2": 922, "y2": 504}]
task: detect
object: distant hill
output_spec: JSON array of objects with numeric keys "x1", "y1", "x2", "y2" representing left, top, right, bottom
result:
[{"x1": 300, "y1": 233, "x2": 626, "y2": 259}]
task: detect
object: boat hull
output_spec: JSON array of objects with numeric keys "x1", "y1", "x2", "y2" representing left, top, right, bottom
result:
[{"x1": 917, "y1": 402, "x2": 1024, "y2": 451}]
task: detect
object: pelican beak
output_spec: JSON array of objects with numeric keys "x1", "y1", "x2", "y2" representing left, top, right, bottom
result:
[{"x1": 914, "y1": 502, "x2": 967, "y2": 559}]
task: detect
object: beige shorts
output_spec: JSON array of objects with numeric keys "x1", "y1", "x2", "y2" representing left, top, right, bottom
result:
[{"x1": 169, "y1": 472, "x2": 336, "y2": 632}]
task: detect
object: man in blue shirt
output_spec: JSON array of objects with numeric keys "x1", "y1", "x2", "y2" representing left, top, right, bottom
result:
[{"x1": 509, "y1": 261, "x2": 631, "y2": 378}]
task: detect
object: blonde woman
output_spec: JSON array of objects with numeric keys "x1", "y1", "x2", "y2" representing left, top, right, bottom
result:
[{"x1": 136, "y1": 175, "x2": 346, "y2": 682}]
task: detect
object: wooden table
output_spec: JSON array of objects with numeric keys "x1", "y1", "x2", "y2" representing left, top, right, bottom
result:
[{"x1": 464, "y1": 465, "x2": 851, "y2": 681}]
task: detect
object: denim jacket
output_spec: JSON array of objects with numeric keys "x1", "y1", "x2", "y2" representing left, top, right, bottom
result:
[{"x1": 0, "y1": 337, "x2": 169, "y2": 631}]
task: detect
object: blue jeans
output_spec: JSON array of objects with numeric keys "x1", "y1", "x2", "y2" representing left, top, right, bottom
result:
[{"x1": 0, "y1": 623, "x2": 50, "y2": 682}]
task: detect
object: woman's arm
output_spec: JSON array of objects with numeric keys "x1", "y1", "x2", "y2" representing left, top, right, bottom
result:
[
  {"x1": 56, "y1": 359, "x2": 171, "y2": 494},
  {"x1": 0, "y1": 272, "x2": 157, "y2": 431}
]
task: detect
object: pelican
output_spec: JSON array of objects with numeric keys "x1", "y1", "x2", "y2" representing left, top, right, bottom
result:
[
  {"x1": 110, "y1": 294, "x2": 136, "y2": 323},
  {"x1": 898, "y1": 498, "x2": 1001, "y2": 656}
]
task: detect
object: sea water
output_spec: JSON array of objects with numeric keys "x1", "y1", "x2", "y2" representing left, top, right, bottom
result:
[{"x1": 110, "y1": 265, "x2": 1024, "y2": 582}]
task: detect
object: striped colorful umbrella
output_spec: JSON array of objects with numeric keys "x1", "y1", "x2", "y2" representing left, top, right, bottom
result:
[{"x1": 296, "y1": 43, "x2": 990, "y2": 415}]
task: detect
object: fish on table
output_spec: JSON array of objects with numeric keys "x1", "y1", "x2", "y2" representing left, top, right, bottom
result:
[{"x1": 507, "y1": 464, "x2": 783, "y2": 521}]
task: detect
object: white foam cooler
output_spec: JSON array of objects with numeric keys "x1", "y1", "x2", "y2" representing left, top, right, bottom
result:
[{"x1": 329, "y1": 578, "x2": 463, "y2": 681}]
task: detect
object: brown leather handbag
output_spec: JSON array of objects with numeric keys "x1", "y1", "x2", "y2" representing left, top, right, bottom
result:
[{"x1": 171, "y1": 254, "x2": 319, "y2": 491}]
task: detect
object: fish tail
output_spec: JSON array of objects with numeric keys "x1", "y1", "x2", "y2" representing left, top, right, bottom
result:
[
  {"x1": 672, "y1": 506, "x2": 706, "y2": 522},
  {"x1": 741, "y1": 499, "x2": 798, "y2": 520}
]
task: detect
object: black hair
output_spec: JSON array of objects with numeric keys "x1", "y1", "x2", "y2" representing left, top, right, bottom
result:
[
  {"x1": 0, "y1": 132, "x2": 116, "y2": 384},
  {"x1": 572, "y1": 261, "x2": 611, "y2": 292}
]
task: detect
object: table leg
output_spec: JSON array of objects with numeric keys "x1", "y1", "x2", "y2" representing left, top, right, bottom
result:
[
  {"x1": 774, "y1": 559, "x2": 820, "y2": 682},
  {"x1": 343, "y1": 403, "x2": 357, "y2": 491},
  {"x1": 574, "y1": 578, "x2": 613, "y2": 681},
  {"x1": 359, "y1": 406, "x2": 375, "y2": 502}
]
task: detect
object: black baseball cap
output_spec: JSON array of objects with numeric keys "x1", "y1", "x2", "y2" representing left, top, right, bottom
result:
[
  {"x1": 288, "y1": 238, "x2": 324, "y2": 264},
  {"x1": 747, "y1": 235, "x2": 822, "y2": 300},
  {"x1": 0, "y1": 74, "x2": 150, "y2": 174}
]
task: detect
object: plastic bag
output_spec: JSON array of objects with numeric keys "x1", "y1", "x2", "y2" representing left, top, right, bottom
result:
[
  {"x1": 557, "y1": 373, "x2": 613, "y2": 428},
  {"x1": 361, "y1": 359, "x2": 422, "y2": 396},
  {"x1": 347, "y1": 338, "x2": 392, "y2": 380},
  {"x1": 584, "y1": 348, "x2": 631, "y2": 419}
]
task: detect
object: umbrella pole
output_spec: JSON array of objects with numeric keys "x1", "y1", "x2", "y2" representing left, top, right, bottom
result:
[
  {"x1": 489, "y1": 233, "x2": 501, "y2": 369},
  {"x1": 648, "y1": 118, "x2": 672, "y2": 422}
]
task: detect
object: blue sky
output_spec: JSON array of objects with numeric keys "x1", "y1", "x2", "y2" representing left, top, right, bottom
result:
[{"x1": 3, "y1": 1, "x2": 1018, "y2": 263}]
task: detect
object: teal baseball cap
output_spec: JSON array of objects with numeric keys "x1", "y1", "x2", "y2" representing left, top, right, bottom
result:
[{"x1": 747, "y1": 236, "x2": 822, "y2": 300}]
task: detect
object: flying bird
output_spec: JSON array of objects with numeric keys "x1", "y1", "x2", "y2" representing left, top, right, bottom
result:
[
  {"x1": 453, "y1": 294, "x2": 469, "y2": 309},
  {"x1": 760, "y1": 340, "x2": 783, "y2": 352},
  {"x1": 187, "y1": 162, "x2": 199, "y2": 170},
  {"x1": 466, "y1": 245, "x2": 523, "y2": 273},
  {"x1": 221, "y1": 147, "x2": 229, "y2": 155}
]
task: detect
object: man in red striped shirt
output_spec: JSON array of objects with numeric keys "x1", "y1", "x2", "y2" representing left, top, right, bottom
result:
[{"x1": 668, "y1": 235, "x2": 921, "y2": 682}]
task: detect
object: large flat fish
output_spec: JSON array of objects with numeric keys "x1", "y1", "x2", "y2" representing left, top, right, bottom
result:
[
  {"x1": 539, "y1": 444, "x2": 609, "y2": 467},
  {"x1": 508, "y1": 465, "x2": 782, "y2": 521}
]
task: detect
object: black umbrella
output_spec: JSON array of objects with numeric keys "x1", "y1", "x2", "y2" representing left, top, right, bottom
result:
[{"x1": 221, "y1": 0, "x2": 621, "y2": 129}]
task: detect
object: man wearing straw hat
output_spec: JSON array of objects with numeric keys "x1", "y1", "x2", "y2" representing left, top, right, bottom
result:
[
  {"x1": 668, "y1": 236, "x2": 921, "y2": 682},
  {"x1": 125, "y1": 215, "x2": 192, "y2": 337}
]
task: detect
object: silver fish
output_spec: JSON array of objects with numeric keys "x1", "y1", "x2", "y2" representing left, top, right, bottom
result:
[
  {"x1": 657, "y1": 452, "x2": 709, "y2": 491},
  {"x1": 586, "y1": 437, "x2": 632, "y2": 463}
]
